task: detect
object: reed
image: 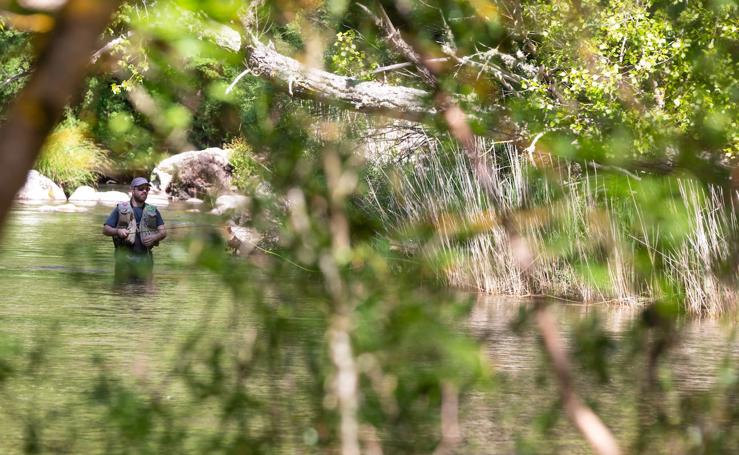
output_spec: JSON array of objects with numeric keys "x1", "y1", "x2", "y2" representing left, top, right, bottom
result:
[
  {"x1": 36, "y1": 117, "x2": 109, "y2": 191},
  {"x1": 366, "y1": 140, "x2": 737, "y2": 316}
]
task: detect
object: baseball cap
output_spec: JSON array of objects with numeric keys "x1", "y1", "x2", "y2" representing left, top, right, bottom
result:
[{"x1": 130, "y1": 177, "x2": 151, "y2": 188}]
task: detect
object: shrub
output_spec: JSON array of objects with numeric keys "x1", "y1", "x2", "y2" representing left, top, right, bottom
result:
[
  {"x1": 226, "y1": 136, "x2": 265, "y2": 193},
  {"x1": 37, "y1": 117, "x2": 110, "y2": 191}
]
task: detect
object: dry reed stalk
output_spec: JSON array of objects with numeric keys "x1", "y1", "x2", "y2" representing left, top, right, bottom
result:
[{"x1": 366, "y1": 139, "x2": 738, "y2": 316}]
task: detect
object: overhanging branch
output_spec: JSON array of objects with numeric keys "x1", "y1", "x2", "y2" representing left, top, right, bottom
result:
[
  {"x1": 0, "y1": 0, "x2": 121, "y2": 230},
  {"x1": 246, "y1": 42, "x2": 434, "y2": 121}
]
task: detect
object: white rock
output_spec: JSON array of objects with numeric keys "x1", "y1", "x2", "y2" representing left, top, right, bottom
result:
[
  {"x1": 68, "y1": 186, "x2": 99, "y2": 206},
  {"x1": 214, "y1": 194, "x2": 249, "y2": 214},
  {"x1": 53, "y1": 203, "x2": 88, "y2": 213},
  {"x1": 186, "y1": 197, "x2": 204, "y2": 205},
  {"x1": 97, "y1": 191, "x2": 130, "y2": 206},
  {"x1": 225, "y1": 225, "x2": 262, "y2": 256},
  {"x1": 144, "y1": 190, "x2": 169, "y2": 207},
  {"x1": 16, "y1": 170, "x2": 67, "y2": 202},
  {"x1": 18, "y1": 0, "x2": 66, "y2": 12}
]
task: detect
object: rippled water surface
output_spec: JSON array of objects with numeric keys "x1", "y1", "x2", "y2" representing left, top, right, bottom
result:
[{"x1": 0, "y1": 204, "x2": 736, "y2": 453}]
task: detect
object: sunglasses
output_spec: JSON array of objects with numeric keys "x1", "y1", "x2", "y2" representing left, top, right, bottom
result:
[{"x1": 134, "y1": 186, "x2": 151, "y2": 192}]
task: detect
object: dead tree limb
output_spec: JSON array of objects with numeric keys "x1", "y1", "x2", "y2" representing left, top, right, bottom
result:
[
  {"x1": 246, "y1": 43, "x2": 434, "y2": 121},
  {"x1": 1, "y1": 68, "x2": 32, "y2": 87},
  {"x1": 0, "y1": 0, "x2": 121, "y2": 230},
  {"x1": 237, "y1": 0, "x2": 433, "y2": 120}
]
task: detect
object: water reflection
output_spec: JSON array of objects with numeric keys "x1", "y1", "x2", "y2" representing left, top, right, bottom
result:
[{"x1": 466, "y1": 296, "x2": 738, "y2": 453}]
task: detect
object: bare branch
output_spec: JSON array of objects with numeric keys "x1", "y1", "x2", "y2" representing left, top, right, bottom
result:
[
  {"x1": 90, "y1": 31, "x2": 132, "y2": 63},
  {"x1": 225, "y1": 68, "x2": 251, "y2": 94},
  {"x1": 534, "y1": 300, "x2": 622, "y2": 455},
  {"x1": 372, "y1": 57, "x2": 449, "y2": 75},
  {"x1": 357, "y1": 3, "x2": 437, "y2": 86},
  {"x1": 1, "y1": 68, "x2": 32, "y2": 86}
]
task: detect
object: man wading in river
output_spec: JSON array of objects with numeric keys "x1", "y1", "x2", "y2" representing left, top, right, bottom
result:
[{"x1": 102, "y1": 177, "x2": 166, "y2": 283}]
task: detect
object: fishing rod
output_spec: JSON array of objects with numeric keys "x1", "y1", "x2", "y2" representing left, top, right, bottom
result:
[
  {"x1": 162, "y1": 222, "x2": 320, "y2": 272},
  {"x1": 164, "y1": 222, "x2": 225, "y2": 231}
]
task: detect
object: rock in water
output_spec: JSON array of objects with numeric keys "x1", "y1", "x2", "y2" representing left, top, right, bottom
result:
[
  {"x1": 16, "y1": 170, "x2": 67, "y2": 202},
  {"x1": 68, "y1": 186, "x2": 99, "y2": 206},
  {"x1": 151, "y1": 148, "x2": 232, "y2": 200},
  {"x1": 97, "y1": 191, "x2": 130, "y2": 206},
  {"x1": 212, "y1": 194, "x2": 250, "y2": 215}
]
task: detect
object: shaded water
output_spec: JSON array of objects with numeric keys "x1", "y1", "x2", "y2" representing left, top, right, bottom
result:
[{"x1": 0, "y1": 204, "x2": 736, "y2": 453}]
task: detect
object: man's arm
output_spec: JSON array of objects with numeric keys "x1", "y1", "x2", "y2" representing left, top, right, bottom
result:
[
  {"x1": 103, "y1": 224, "x2": 129, "y2": 238},
  {"x1": 102, "y1": 208, "x2": 127, "y2": 238}
]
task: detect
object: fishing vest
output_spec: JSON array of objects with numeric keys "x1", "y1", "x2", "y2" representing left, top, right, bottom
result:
[{"x1": 113, "y1": 201, "x2": 159, "y2": 248}]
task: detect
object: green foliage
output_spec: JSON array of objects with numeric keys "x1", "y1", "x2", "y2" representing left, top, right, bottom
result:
[
  {"x1": 520, "y1": 0, "x2": 739, "y2": 157},
  {"x1": 36, "y1": 116, "x2": 110, "y2": 190},
  {"x1": 0, "y1": 24, "x2": 32, "y2": 114},
  {"x1": 226, "y1": 136, "x2": 267, "y2": 193},
  {"x1": 328, "y1": 30, "x2": 378, "y2": 79}
]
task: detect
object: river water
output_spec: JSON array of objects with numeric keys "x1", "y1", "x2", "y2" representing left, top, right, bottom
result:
[{"x1": 0, "y1": 203, "x2": 736, "y2": 453}]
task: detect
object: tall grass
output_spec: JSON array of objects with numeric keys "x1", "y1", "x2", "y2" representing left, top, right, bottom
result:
[
  {"x1": 36, "y1": 117, "x2": 109, "y2": 191},
  {"x1": 367, "y1": 140, "x2": 737, "y2": 316}
]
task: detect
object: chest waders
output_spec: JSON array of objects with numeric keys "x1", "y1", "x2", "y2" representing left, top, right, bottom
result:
[{"x1": 113, "y1": 201, "x2": 157, "y2": 284}]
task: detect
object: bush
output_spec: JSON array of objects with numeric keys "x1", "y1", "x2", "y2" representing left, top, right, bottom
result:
[
  {"x1": 226, "y1": 136, "x2": 265, "y2": 193},
  {"x1": 36, "y1": 117, "x2": 110, "y2": 191}
]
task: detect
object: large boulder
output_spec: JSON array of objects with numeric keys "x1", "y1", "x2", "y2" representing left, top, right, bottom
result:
[
  {"x1": 68, "y1": 186, "x2": 99, "y2": 206},
  {"x1": 151, "y1": 147, "x2": 232, "y2": 200},
  {"x1": 16, "y1": 170, "x2": 67, "y2": 202},
  {"x1": 144, "y1": 189, "x2": 169, "y2": 208}
]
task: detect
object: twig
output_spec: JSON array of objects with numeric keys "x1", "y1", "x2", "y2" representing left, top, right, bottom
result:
[
  {"x1": 225, "y1": 67, "x2": 251, "y2": 94},
  {"x1": 372, "y1": 58, "x2": 449, "y2": 74},
  {"x1": 1, "y1": 68, "x2": 32, "y2": 86},
  {"x1": 358, "y1": 2, "x2": 437, "y2": 86},
  {"x1": 90, "y1": 31, "x2": 132, "y2": 63}
]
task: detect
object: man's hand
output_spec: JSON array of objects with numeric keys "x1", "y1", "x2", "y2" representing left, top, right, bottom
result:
[
  {"x1": 142, "y1": 233, "x2": 159, "y2": 248},
  {"x1": 117, "y1": 228, "x2": 129, "y2": 238},
  {"x1": 142, "y1": 225, "x2": 166, "y2": 248}
]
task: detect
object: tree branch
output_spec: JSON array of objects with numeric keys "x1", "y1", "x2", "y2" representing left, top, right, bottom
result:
[
  {"x1": 534, "y1": 299, "x2": 621, "y2": 455},
  {"x1": 357, "y1": 2, "x2": 437, "y2": 86},
  {"x1": 90, "y1": 31, "x2": 132, "y2": 63},
  {"x1": 0, "y1": 0, "x2": 121, "y2": 230},
  {"x1": 372, "y1": 57, "x2": 449, "y2": 75},
  {"x1": 1, "y1": 68, "x2": 32, "y2": 87},
  {"x1": 245, "y1": 42, "x2": 434, "y2": 121}
]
